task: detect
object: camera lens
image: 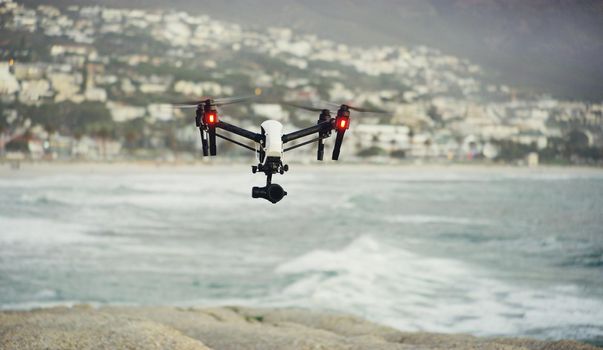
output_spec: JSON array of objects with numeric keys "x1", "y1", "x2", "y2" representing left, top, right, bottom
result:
[
  {"x1": 251, "y1": 184, "x2": 287, "y2": 203},
  {"x1": 267, "y1": 184, "x2": 285, "y2": 202}
]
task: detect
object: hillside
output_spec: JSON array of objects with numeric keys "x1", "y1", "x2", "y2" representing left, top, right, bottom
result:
[{"x1": 20, "y1": 0, "x2": 603, "y2": 101}]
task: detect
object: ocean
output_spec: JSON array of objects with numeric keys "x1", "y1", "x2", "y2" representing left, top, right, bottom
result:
[{"x1": 1, "y1": 164, "x2": 602, "y2": 344}]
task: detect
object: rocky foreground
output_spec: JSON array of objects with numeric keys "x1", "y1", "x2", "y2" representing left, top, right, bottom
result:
[{"x1": 0, "y1": 305, "x2": 598, "y2": 350}]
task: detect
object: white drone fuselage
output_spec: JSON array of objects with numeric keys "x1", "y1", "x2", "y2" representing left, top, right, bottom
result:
[{"x1": 260, "y1": 120, "x2": 284, "y2": 163}]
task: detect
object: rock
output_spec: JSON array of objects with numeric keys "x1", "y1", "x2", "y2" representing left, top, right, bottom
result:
[
  {"x1": 0, "y1": 306, "x2": 598, "y2": 350},
  {"x1": 0, "y1": 306, "x2": 210, "y2": 350}
]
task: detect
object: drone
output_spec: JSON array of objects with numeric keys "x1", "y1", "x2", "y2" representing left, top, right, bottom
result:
[{"x1": 174, "y1": 96, "x2": 384, "y2": 204}]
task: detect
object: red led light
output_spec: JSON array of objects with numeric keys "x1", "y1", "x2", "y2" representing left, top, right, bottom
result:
[
  {"x1": 336, "y1": 117, "x2": 349, "y2": 130},
  {"x1": 206, "y1": 113, "x2": 217, "y2": 124}
]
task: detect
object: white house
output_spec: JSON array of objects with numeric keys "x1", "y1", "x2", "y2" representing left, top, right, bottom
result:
[
  {"x1": 107, "y1": 102, "x2": 146, "y2": 122},
  {"x1": 0, "y1": 63, "x2": 19, "y2": 95},
  {"x1": 147, "y1": 103, "x2": 173, "y2": 121},
  {"x1": 251, "y1": 104, "x2": 288, "y2": 121}
]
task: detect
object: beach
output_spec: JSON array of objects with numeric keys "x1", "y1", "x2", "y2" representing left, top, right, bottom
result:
[{"x1": 1, "y1": 305, "x2": 599, "y2": 350}]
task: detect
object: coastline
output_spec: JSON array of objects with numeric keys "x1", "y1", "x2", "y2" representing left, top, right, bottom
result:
[
  {"x1": 2, "y1": 163, "x2": 602, "y2": 347},
  {"x1": 0, "y1": 305, "x2": 599, "y2": 350},
  {"x1": 1, "y1": 160, "x2": 603, "y2": 178}
]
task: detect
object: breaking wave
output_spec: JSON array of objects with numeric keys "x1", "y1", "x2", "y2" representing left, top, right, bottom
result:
[{"x1": 274, "y1": 235, "x2": 603, "y2": 340}]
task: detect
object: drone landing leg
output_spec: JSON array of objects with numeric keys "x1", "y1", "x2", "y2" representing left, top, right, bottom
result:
[
  {"x1": 317, "y1": 138, "x2": 324, "y2": 161},
  {"x1": 200, "y1": 129, "x2": 209, "y2": 156},
  {"x1": 208, "y1": 128, "x2": 217, "y2": 156}
]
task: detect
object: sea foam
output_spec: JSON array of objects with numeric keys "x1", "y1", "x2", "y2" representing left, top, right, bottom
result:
[{"x1": 274, "y1": 235, "x2": 603, "y2": 339}]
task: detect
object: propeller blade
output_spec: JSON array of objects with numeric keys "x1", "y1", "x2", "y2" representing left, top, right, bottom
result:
[
  {"x1": 171, "y1": 104, "x2": 201, "y2": 109},
  {"x1": 215, "y1": 95, "x2": 255, "y2": 106},
  {"x1": 173, "y1": 97, "x2": 212, "y2": 105},
  {"x1": 320, "y1": 100, "x2": 388, "y2": 114},
  {"x1": 347, "y1": 105, "x2": 388, "y2": 114},
  {"x1": 285, "y1": 102, "x2": 335, "y2": 113},
  {"x1": 172, "y1": 95, "x2": 254, "y2": 107},
  {"x1": 318, "y1": 100, "x2": 343, "y2": 108}
]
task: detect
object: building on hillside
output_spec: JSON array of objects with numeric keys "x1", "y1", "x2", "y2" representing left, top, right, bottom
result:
[
  {"x1": 0, "y1": 62, "x2": 19, "y2": 95},
  {"x1": 107, "y1": 102, "x2": 146, "y2": 122},
  {"x1": 251, "y1": 104, "x2": 288, "y2": 121},
  {"x1": 352, "y1": 124, "x2": 410, "y2": 152}
]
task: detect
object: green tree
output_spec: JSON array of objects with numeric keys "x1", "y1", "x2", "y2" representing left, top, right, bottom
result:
[{"x1": 357, "y1": 146, "x2": 387, "y2": 158}]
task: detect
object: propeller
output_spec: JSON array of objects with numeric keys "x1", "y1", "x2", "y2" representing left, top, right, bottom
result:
[
  {"x1": 285, "y1": 102, "x2": 338, "y2": 161},
  {"x1": 319, "y1": 100, "x2": 387, "y2": 114},
  {"x1": 284, "y1": 102, "x2": 335, "y2": 113},
  {"x1": 175, "y1": 96, "x2": 254, "y2": 158},
  {"x1": 345, "y1": 105, "x2": 387, "y2": 113},
  {"x1": 307, "y1": 101, "x2": 387, "y2": 161},
  {"x1": 172, "y1": 95, "x2": 254, "y2": 108}
]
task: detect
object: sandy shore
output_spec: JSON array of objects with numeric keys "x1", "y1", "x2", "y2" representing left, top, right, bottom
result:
[{"x1": 0, "y1": 306, "x2": 598, "y2": 350}]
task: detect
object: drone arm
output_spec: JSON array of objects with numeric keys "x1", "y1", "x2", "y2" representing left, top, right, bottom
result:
[
  {"x1": 282, "y1": 120, "x2": 332, "y2": 143},
  {"x1": 284, "y1": 135, "x2": 329, "y2": 152},
  {"x1": 215, "y1": 132, "x2": 257, "y2": 152},
  {"x1": 216, "y1": 121, "x2": 263, "y2": 143}
]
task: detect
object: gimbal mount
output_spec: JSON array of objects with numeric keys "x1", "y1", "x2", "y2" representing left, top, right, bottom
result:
[{"x1": 251, "y1": 156, "x2": 289, "y2": 204}]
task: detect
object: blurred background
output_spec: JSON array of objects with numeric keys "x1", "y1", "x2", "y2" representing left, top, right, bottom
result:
[
  {"x1": 0, "y1": 0, "x2": 602, "y2": 163},
  {"x1": 0, "y1": 0, "x2": 602, "y2": 346}
]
